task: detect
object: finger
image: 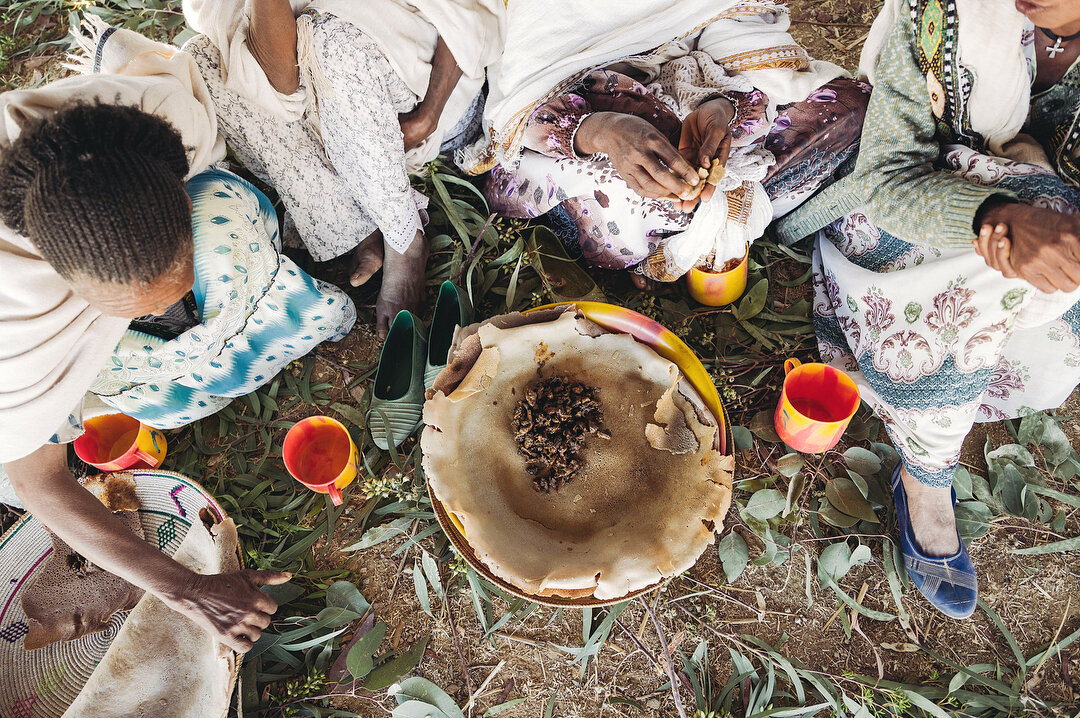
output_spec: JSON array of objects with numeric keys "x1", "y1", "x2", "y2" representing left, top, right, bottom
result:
[
  {"x1": 698, "y1": 127, "x2": 729, "y2": 168},
  {"x1": 241, "y1": 624, "x2": 264, "y2": 642},
  {"x1": 249, "y1": 570, "x2": 293, "y2": 588},
  {"x1": 224, "y1": 631, "x2": 255, "y2": 654},
  {"x1": 631, "y1": 167, "x2": 677, "y2": 199},
  {"x1": 652, "y1": 138, "x2": 700, "y2": 187},
  {"x1": 991, "y1": 231, "x2": 1017, "y2": 279},
  {"x1": 642, "y1": 154, "x2": 694, "y2": 197},
  {"x1": 699, "y1": 183, "x2": 717, "y2": 206},
  {"x1": 247, "y1": 611, "x2": 273, "y2": 630},
  {"x1": 1026, "y1": 269, "x2": 1060, "y2": 294}
]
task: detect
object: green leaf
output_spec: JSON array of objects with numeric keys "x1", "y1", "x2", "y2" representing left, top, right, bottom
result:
[
  {"x1": 953, "y1": 466, "x2": 974, "y2": 501},
  {"x1": 422, "y1": 552, "x2": 444, "y2": 599},
  {"x1": 825, "y1": 478, "x2": 879, "y2": 523},
  {"x1": 732, "y1": 425, "x2": 753, "y2": 451},
  {"x1": 817, "y1": 541, "x2": 854, "y2": 585},
  {"x1": 784, "y1": 473, "x2": 805, "y2": 517},
  {"x1": 734, "y1": 278, "x2": 769, "y2": 320},
  {"x1": 364, "y1": 636, "x2": 430, "y2": 691},
  {"x1": 484, "y1": 698, "x2": 529, "y2": 716},
  {"x1": 745, "y1": 488, "x2": 786, "y2": 520},
  {"x1": 392, "y1": 702, "x2": 452, "y2": 718},
  {"x1": 395, "y1": 677, "x2": 465, "y2": 718},
  {"x1": 749, "y1": 410, "x2": 781, "y2": 443},
  {"x1": 344, "y1": 517, "x2": 412, "y2": 550},
  {"x1": 1012, "y1": 535, "x2": 1080, "y2": 555},
  {"x1": 326, "y1": 581, "x2": 371, "y2": 617},
  {"x1": 777, "y1": 452, "x2": 804, "y2": 478},
  {"x1": 413, "y1": 561, "x2": 432, "y2": 617},
  {"x1": 818, "y1": 504, "x2": 860, "y2": 528},
  {"x1": 329, "y1": 402, "x2": 366, "y2": 430},
  {"x1": 604, "y1": 696, "x2": 645, "y2": 711},
  {"x1": 954, "y1": 501, "x2": 992, "y2": 541},
  {"x1": 346, "y1": 622, "x2": 387, "y2": 680},
  {"x1": 718, "y1": 531, "x2": 749, "y2": 583},
  {"x1": 843, "y1": 447, "x2": 882, "y2": 476},
  {"x1": 544, "y1": 691, "x2": 559, "y2": 718}
]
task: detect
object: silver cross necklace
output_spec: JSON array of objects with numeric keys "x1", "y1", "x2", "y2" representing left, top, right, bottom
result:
[{"x1": 1040, "y1": 26, "x2": 1080, "y2": 59}]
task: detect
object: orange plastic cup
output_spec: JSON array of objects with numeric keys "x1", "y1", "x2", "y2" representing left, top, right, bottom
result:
[
  {"x1": 282, "y1": 416, "x2": 358, "y2": 506},
  {"x1": 685, "y1": 248, "x2": 749, "y2": 306},
  {"x1": 73, "y1": 413, "x2": 168, "y2": 472},
  {"x1": 773, "y1": 359, "x2": 860, "y2": 454}
]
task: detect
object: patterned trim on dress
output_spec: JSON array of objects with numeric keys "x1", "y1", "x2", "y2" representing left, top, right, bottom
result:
[
  {"x1": 715, "y1": 46, "x2": 809, "y2": 73},
  {"x1": 92, "y1": 26, "x2": 117, "y2": 73},
  {"x1": 908, "y1": 0, "x2": 984, "y2": 149}
]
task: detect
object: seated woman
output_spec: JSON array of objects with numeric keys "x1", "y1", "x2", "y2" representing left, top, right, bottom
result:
[
  {"x1": 785, "y1": 0, "x2": 1080, "y2": 617},
  {"x1": 474, "y1": 0, "x2": 870, "y2": 287},
  {"x1": 0, "y1": 25, "x2": 355, "y2": 652},
  {"x1": 183, "y1": 0, "x2": 503, "y2": 337}
]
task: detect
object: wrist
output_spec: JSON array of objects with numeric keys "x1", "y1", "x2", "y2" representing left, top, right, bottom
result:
[
  {"x1": 154, "y1": 563, "x2": 198, "y2": 605},
  {"x1": 699, "y1": 96, "x2": 737, "y2": 127},
  {"x1": 975, "y1": 195, "x2": 1020, "y2": 231},
  {"x1": 575, "y1": 112, "x2": 621, "y2": 156}
]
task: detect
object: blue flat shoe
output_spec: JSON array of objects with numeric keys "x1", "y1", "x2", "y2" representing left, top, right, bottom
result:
[{"x1": 891, "y1": 463, "x2": 978, "y2": 619}]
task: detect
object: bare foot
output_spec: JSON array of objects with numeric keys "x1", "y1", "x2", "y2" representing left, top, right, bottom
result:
[
  {"x1": 376, "y1": 230, "x2": 428, "y2": 339},
  {"x1": 350, "y1": 230, "x2": 385, "y2": 287},
  {"x1": 630, "y1": 272, "x2": 663, "y2": 292},
  {"x1": 900, "y1": 466, "x2": 960, "y2": 558}
]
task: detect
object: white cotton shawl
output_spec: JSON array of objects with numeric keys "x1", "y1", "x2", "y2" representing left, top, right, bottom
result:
[
  {"x1": 0, "y1": 20, "x2": 225, "y2": 464},
  {"x1": 459, "y1": 0, "x2": 845, "y2": 173},
  {"x1": 860, "y1": 0, "x2": 1032, "y2": 158},
  {"x1": 182, "y1": 0, "x2": 505, "y2": 172}
]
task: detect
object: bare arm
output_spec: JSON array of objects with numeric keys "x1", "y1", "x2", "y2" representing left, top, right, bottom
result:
[
  {"x1": 399, "y1": 36, "x2": 464, "y2": 150},
  {"x1": 4, "y1": 444, "x2": 289, "y2": 652},
  {"x1": 247, "y1": 0, "x2": 300, "y2": 94}
]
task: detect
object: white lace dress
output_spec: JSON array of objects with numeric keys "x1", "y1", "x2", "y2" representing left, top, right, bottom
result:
[{"x1": 186, "y1": 13, "x2": 429, "y2": 261}]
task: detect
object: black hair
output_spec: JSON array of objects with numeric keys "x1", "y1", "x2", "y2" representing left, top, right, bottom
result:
[{"x1": 0, "y1": 102, "x2": 193, "y2": 284}]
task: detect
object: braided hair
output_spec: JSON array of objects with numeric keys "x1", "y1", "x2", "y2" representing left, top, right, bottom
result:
[{"x1": 0, "y1": 103, "x2": 193, "y2": 285}]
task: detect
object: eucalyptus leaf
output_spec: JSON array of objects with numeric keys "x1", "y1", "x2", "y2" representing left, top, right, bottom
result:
[
  {"x1": 413, "y1": 562, "x2": 432, "y2": 617},
  {"x1": 745, "y1": 488, "x2": 786, "y2": 520},
  {"x1": 843, "y1": 447, "x2": 881, "y2": 476},
  {"x1": 954, "y1": 501, "x2": 992, "y2": 541},
  {"x1": 346, "y1": 622, "x2": 387, "y2": 680},
  {"x1": 825, "y1": 478, "x2": 879, "y2": 523},
  {"x1": 326, "y1": 581, "x2": 371, "y2": 617},
  {"x1": 750, "y1": 410, "x2": 782, "y2": 443},
  {"x1": 818, "y1": 504, "x2": 860, "y2": 528},
  {"x1": 364, "y1": 636, "x2": 430, "y2": 691},
  {"x1": 734, "y1": 278, "x2": 769, "y2": 321},
  {"x1": 732, "y1": 425, "x2": 754, "y2": 451},
  {"x1": 777, "y1": 452, "x2": 804, "y2": 478},
  {"x1": 718, "y1": 531, "x2": 750, "y2": 583},
  {"x1": 484, "y1": 698, "x2": 530, "y2": 716},
  {"x1": 784, "y1": 473, "x2": 806, "y2": 517},
  {"x1": 395, "y1": 677, "x2": 465, "y2": 718}
]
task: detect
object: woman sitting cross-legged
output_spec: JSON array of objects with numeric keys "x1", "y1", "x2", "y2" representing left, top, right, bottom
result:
[
  {"x1": 0, "y1": 26, "x2": 355, "y2": 652},
  {"x1": 780, "y1": 0, "x2": 1080, "y2": 618},
  {"x1": 474, "y1": 0, "x2": 870, "y2": 288},
  {"x1": 183, "y1": 0, "x2": 503, "y2": 337}
]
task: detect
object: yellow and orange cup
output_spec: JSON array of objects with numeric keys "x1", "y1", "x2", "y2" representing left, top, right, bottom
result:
[
  {"x1": 686, "y1": 248, "x2": 749, "y2": 307},
  {"x1": 774, "y1": 359, "x2": 860, "y2": 454},
  {"x1": 282, "y1": 416, "x2": 359, "y2": 506},
  {"x1": 73, "y1": 413, "x2": 168, "y2": 472}
]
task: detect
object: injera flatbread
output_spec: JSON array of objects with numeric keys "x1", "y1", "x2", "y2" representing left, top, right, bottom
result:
[
  {"x1": 63, "y1": 514, "x2": 239, "y2": 718},
  {"x1": 422, "y1": 309, "x2": 733, "y2": 600},
  {"x1": 21, "y1": 474, "x2": 145, "y2": 650}
]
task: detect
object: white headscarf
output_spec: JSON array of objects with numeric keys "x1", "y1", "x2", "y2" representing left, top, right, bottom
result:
[{"x1": 0, "y1": 19, "x2": 225, "y2": 464}]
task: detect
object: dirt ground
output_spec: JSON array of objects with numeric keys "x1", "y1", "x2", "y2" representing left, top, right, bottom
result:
[{"x1": 3, "y1": 1, "x2": 1080, "y2": 716}]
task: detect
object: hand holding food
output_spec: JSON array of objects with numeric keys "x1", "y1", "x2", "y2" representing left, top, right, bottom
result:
[{"x1": 575, "y1": 112, "x2": 703, "y2": 201}]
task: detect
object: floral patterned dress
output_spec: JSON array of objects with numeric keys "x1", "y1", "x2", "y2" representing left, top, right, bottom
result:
[
  {"x1": 812, "y1": 14, "x2": 1080, "y2": 488},
  {"x1": 484, "y1": 70, "x2": 869, "y2": 273}
]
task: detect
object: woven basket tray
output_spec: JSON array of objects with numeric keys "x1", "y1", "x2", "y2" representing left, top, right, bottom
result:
[{"x1": 0, "y1": 470, "x2": 236, "y2": 718}]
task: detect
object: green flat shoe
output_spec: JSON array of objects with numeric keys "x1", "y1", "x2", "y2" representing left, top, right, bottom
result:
[
  {"x1": 369, "y1": 310, "x2": 427, "y2": 450},
  {"x1": 424, "y1": 281, "x2": 471, "y2": 390}
]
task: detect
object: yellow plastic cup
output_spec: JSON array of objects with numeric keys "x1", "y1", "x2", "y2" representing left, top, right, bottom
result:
[
  {"x1": 686, "y1": 248, "x2": 749, "y2": 306},
  {"x1": 773, "y1": 359, "x2": 860, "y2": 454},
  {"x1": 73, "y1": 413, "x2": 167, "y2": 472},
  {"x1": 282, "y1": 416, "x2": 359, "y2": 506}
]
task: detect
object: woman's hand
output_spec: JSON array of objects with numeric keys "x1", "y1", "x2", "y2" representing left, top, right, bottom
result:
[
  {"x1": 976, "y1": 203, "x2": 1080, "y2": 293},
  {"x1": 679, "y1": 98, "x2": 736, "y2": 207},
  {"x1": 575, "y1": 112, "x2": 701, "y2": 204},
  {"x1": 163, "y1": 569, "x2": 291, "y2": 653},
  {"x1": 399, "y1": 107, "x2": 439, "y2": 151}
]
